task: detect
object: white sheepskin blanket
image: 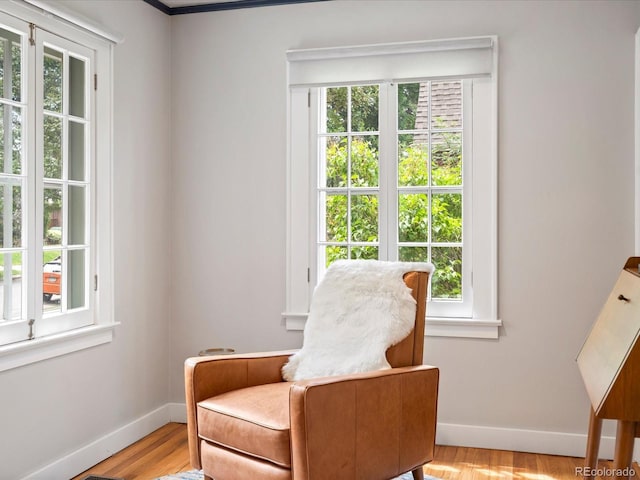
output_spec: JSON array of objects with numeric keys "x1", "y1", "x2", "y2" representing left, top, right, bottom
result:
[{"x1": 282, "y1": 260, "x2": 434, "y2": 382}]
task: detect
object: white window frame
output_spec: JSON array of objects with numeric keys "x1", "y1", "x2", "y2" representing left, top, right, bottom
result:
[
  {"x1": 0, "y1": 1, "x2": 120, "y2": 371},
  {"x1": 284, "y1": 37, "x2": 501, "y2": 339},
  {"x1": 312, "y1": 81, "x2": 472, "y2": 317}
]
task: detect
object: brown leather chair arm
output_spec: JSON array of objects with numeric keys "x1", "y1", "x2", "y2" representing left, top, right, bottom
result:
[
  {"x1": 289, "y1": 365, "x2": 439, "y2": 480},
  {"x1": 184, "y1": 350, "x2": 296, "y2": 468}
]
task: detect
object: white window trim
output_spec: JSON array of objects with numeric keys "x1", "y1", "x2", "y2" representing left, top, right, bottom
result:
[
  {"x1": 0, "y1": 1, "x2": 119, "y2": 370},
  {"x1": 635, "y1": 26, "x2": 640, "y2": 255},
  {"x1": 0, "y1": 323, "x2": 115, "y2": 372},
  {"x1": 10, "y1": 0, "x2": 124, "y2": 44},
  {"x1": 284, "y1": 37, "x2": 501, "y2": 339}
]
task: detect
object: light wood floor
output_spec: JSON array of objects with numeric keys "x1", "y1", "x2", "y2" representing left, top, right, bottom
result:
[{"x1": 73, "y1": 423, "x2": 639, "y2": 480}]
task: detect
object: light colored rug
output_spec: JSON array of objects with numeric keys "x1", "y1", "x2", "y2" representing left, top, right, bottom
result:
[{"x1": 154, "y1": 470, "x2": 442, "y2": 480}]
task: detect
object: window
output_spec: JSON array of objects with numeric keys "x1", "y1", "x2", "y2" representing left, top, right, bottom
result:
[
  {"x1": 285, "y1": 37, "x2": 500, "y2": 338},
  {"x1": 316, "y1": 80, "x2": 470, "y2": 317},
  {"x1": 0, "y1": 3, "x2": 117, "y2": 370}
]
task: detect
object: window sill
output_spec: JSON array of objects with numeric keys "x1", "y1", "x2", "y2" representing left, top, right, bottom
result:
[
  {"x1": 0, "y1": 323, "x2": 118, "y2": 372},
  {"x1": 425, "y1": 317, "x2": 501, "y2": 339},
  {"x1": 283, "y1": 313, "x2": 501, "y2": 339}
]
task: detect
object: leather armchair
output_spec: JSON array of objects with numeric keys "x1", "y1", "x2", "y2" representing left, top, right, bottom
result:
[{"x1": 184, "y1": 271, "x2": 439, "y2": 480}]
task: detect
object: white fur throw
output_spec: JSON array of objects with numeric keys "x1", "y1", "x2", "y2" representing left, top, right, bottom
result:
[{"x1": 282, "y1": 260, "x2": 434, "y2": 382}]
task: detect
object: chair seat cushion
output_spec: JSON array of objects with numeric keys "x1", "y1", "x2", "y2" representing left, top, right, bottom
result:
[{"x1": 197, "y1": 382, "x2": 292, "y2": 468}]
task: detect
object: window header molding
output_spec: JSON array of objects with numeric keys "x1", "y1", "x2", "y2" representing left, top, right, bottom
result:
[
  {"x1": 9, "y1": 0, "x2": 125, "y2": 44},
  {"x1": 287, "y1": 37, "x2": 494, "y2": 62},
  {"x1": 287, "y1": 36, "x2": 497, "y2": 87}
]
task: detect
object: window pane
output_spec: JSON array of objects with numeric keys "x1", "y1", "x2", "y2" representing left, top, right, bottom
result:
[
  {"x1": 0, "y1": 182, "x2": 21, "y2": 248},
  {"x1": 69, "y1": 121, "x2": 85, "y2": 181},
  {"x1": 351, "y1": 136, "x2": 378, "y2": 187},
  {"x1": 398, "y1": 193, "x2": 428, "y2": 243},
  {"x1": 43, "y1": 115, "x2": 62, "y2": 179},
  {"x1": 326, "y1": 87, "x2": 347, "y2": 133},
  {"x1": 0, "y1": 27, "x2": 22, "y2": 102},
  {"x1": 325, "y1": 245, "x2": 347, "y2": 267},
  {"x1": 325, "y1": 193, "x2": 347, "y2": 242},
  {"x1": 44, "y1": 186, "x2": 62, "y2": 246},
  {"x1": 431, "y1": 81, "x2": 462, "y2": 129},
  {"x1": 432, "y1": 193, "x2": 462, "y2": 243},
  {"x1": 324, "y1": 136, "x2": 347, "y2": 187},
  {"x1": 68, "y1": 185, "x2": 85, "y2": 245},
  {"x1": 68, "y1": 249, "x2": 85, "y2": 309},
  {"x1": 43, "y1": 249, "x2": 61, "y2": 313},
  {"x1": 398, "y1": 246, "x2": 428, "y2": 262},
  {"x1": 43, "y1": 46, "x2": 63, "y2": 113},
  {"x1": 432, "y1": 132, "x2": 462, "y2": 186},
  {"x1": 350, "y1": 194, "x2": 377, "y2": 242},
  {"x1": 397, "y1": 83, "x2": 422, "y2": 131},
  {"x1": 0, "y1": 251, "x2": 22, "y2": 320},
  {"x1": 398, "y1": 134, "x2": 428, "y2": 187},
  {"x1": 431, "y1": 246, "x2": 462, "y2": 300},
  {"x1": 351, "y1": 85, "x2": 378, "y2": 132},
  {"x1": 69, "y1": 56, "x2": 85, "y2": 118},
  {"x1": 351, "y1": 246, "x2": 378, "y2": 260},
  {"x1": 0, "y1": 104, "x2": 23, "y2": 174}
]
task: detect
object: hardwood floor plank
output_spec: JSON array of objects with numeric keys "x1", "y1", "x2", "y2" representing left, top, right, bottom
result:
[
  {"x1": 72, "y1": 423, "x2": 191, "y2": 480},
  {"x1": 488, "y1": 448, "x2": 515, "y2": 478},
  {"x1": 425, "y1": 445, "x2": 640, "y2": 480},
  {"x1": 421, "y1": 444, "x2": 460, "y2": 479},
  {"x1": 74, "y1": 423, "x2": 640, "y2": 480},
  {"x1": 512, "y1": 448, "x2": 538, "y2": 476}
]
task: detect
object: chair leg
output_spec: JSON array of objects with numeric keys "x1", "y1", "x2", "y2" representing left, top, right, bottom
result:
[{"x1": 412, "y1": 466, "x2": 423, "y2": 479}]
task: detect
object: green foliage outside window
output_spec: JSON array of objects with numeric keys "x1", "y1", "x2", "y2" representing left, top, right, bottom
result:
[
  {"x1": 0, "y1": 39, "x2": 23, "y2": 248},
  {"x1": 0, "y1": 41, "x2": 65, "y2": 254},
  {"x1": 324, "y1": 135, "x2": 463, "y2": 299},
  {"x1": 322, "y1": 83, "x2": 464, "y2": 299}
]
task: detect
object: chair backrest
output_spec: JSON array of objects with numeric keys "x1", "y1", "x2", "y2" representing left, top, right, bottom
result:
[{"x1": 385, "y1": 271, "x2": 430, "y2": 368}]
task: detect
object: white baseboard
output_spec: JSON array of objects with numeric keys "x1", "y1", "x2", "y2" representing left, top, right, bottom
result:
[
  {"x1": 437, "y1": 422, "x2": 640, "y2": 463},
  {"x1": 169, "y1": 401, "x2": 188, "y2": 423},
  {"x1": 21, "y1": 404, "x2": 172, "y2": 480},
  {"x1": 20, "y1": 403, "x2": 639, "y2": 480}
]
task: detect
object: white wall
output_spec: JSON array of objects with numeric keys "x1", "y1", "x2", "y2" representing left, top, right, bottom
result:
[
  {"x1": 2, "y1": 1, "x2": 640, "y2": 478},
  {"x1": 171, "y1": 0, "x2": 640, "y2": 457},
  {"x1": 0, "y1": 2, "x2": 173, "y2": 479}
]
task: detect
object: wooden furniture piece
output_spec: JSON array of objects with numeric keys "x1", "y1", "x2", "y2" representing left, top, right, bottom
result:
[{"x1": 577, "y1": 257, "x2": 640, "y2": 479}]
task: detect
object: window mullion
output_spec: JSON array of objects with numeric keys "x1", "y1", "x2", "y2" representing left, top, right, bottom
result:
[
  {"x1": 461, "y1": 79, "x2": 473, "y2": 308},
  {"x1": 61, "y1": 49, "x2": 69, "y2": 315},
  {"x1": 311, "y1": 87, "x2": 321, "y2": 284},
  {"x1": 28, "y1": 27, "x2": 42, "y2": 326},
  {"x1": 427, "y1": 81, "x2": 433, "y2": 268},
  {"x1": 379, "y1": 82, "x2": 397, "y2": 261},
  {"x1": 346, "y1": 87, "x2": 352, "y2": 260}
]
